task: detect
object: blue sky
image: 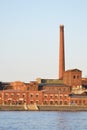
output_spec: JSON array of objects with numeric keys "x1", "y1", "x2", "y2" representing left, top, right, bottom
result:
[{"x1": 0, "y1": 0, "x2": 87, "y2": 82}]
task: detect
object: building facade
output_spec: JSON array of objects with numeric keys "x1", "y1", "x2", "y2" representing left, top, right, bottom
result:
[{"x1": 0, "y1": 25, "x2": 87, "y2": 107}]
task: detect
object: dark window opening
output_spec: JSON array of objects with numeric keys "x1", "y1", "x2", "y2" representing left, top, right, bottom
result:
[{"x1": 73, "y1": 75, "x2": 75, "y2": 79}]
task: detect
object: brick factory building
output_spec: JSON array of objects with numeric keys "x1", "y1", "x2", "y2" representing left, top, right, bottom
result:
[{"x1": 0, "y1": 25, "x2": 87, "y2": 108}]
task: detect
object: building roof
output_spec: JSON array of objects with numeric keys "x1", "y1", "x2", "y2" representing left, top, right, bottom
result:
[
  {"x1": 39, "y1": 83, "x2": 69, "y2": 87},
  {"x1": 36, "y1": 78, "x2": 63, "y2": 84},
  {"x1": 70, "y1": 94, "x2": 87, "y2": 98},
  {"x1": 65, "y1": 69, "x2": 82, "y2": 73}
]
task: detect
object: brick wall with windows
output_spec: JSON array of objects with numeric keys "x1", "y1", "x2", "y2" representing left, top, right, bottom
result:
[{"x1": 63, "y1": 69, "x2": 82, "y2": 88}]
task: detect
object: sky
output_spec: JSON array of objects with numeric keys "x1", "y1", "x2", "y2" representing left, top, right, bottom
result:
[{"x1": 0, "y1": 0, "x2": 87, "y2": 82}]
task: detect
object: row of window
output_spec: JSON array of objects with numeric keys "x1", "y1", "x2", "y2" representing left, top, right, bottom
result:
[
  {"x1": 4, "y1": 95, "x2": 26, "y2": 98},
  {"x1": 71, "y1": 100, "x2": 87, "y2": 105},
  {"x1": 43, "y1": 100, "x2": 68, "y2": 105},
  {"x1": 3, "y1": 93, "x2": 26, "y2": 96},
  {"x1": 0, "y1": 93, "x2": 68, "y2": 98},
  {"x1": 45, "y1": 87, "x2": 69, "y2": 92},
  {"x1": 0, "y1": 93, "x2": 39, "y2": 95},
  {"x1": 0, "y1": 93, "x2": 40, "y2": 98},
  {"x1": 2, "y1": 100, "x2": 26, "y2": 105},
  {"x1": 73, "y1": 75, "x2": 80, "y2": 79},
  {"x1": 29, "y1": 100, "x2": 68, "y2": 105},
  {"x1": 44, "y1": 95, "x2": 68, "y2": 98},
  {"x1": 30, "y1": 94, "x2": 39, "y2": 97}
]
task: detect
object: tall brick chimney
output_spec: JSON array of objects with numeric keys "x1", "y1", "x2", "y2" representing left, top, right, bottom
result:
[{"x1": 59, "y1": 25, "x2": 65, "y2": 79}]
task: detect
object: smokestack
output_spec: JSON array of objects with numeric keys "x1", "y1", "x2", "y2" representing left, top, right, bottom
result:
[{"x1": 59, "y1": 25, "x2": 65, "y2": 79}]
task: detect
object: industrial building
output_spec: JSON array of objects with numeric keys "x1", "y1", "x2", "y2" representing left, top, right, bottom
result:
[{"x1": 0, "y1": 25, "x2": 87, "y2": 109}]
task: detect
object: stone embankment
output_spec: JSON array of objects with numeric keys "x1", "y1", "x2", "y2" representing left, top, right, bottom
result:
[
  {"x1": 0, "y1": 105, "x2": 87, "y2": 111},
  {"x1": 38, "y1": 105, "x2": 87, "y2": 111},
  {"x1": 0, "y1": 105, "x2": 25, "y2": 111},
  {"x1": 0, "y1": 104, "x2": 39, "y2": 111}
]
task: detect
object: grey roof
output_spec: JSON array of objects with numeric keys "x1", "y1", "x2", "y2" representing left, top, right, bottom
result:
[
  {"x1": 39, "y1": 83, "x2": 69, "y2": 87},
  {"x1": 70, "y1": 94, "x2": 87, "y2": 98}
]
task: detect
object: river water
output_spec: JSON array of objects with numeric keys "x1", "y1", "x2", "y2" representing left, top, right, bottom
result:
[{"x1": 0, "y1": 111, "x2": 87, "y2": 130}]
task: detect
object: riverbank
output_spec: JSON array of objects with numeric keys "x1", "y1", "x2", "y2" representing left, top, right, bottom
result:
[
  {"x1": 38, "y1": 105, "x2": 87, "y2": 111},
  {"x1": 0, "y1": 105, "x2": 25, "y2": 111},
  {"x1": 0, "y1": 105, "x2": 87, "y2": 111}
]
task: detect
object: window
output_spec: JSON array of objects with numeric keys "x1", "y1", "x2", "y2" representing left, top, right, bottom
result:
[
  {"x1": 44, "y1": 95, "x2": 47, "y2": 98},
  {"x1": 36, "y1": 100, "x2": 39, "y2": 104},
  {"x1": 55, "y1": 95, "x2": 58, "y2": 98},
  {"x1": 50, "y1": 95, "x2": 53, "y2": 98},
  {"x1": 55, "y1": 101, "x2": 58, "y2": 105},
  {"x1": 30, "y1": 101, "x2": 34, "y2": 104},
  {"x1": 60, "y1": 101, "x2": 62, "y2": 105},
  {"x1": 50, "y1": 101, "x2": 54, "y2": 105},
  {"x1": 36, "y1": 95, "x2": 38, "y2": 97},
  {"x1": 11, "y1": 93, "x2": 14, "y2": 98},
  {"x1": 30, "y1": 94, "x2": 33, "y2": 98},
  {"x1": 79, "y1": 100, "x2": 82, "y2": 104},
  {"x1": 0, "y1": 93, "x2": 2, "y2": 97},
  {"x1": 64, "y1": 101, "x2": 68, "y2": 105},
  {"x1": 60, "y1": 96, "x2": 62, "y2": 99},
  {"x1": 44, "y1": 101, "x2": 48, "y2": 105},
  {"x1": 5, "y1": 93, "x2": 8, "y2": 98},
  {"x1": 17, "y1": 93, "x2": 20, "y2": 97},
  {"x1": 64, "y1": 96, "x2": 67, "y2": 99},
  {"x1": 73, "y1": 75, "x2": 75, "y2": 79},
  {"x1": 23, "y1": 94, "x2": 26, "y2": 98},
  {"x1": 83, "y1": 100, "x2": 85, "y2": 105},
  {"x1": 36, "y1": 94, "x2": 39, "y2": 97}
]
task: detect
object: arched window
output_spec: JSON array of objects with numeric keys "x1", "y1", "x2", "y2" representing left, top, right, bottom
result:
[
  {"x1": 64, "y1": 101, "x2": 68, "y2": 105},
  {"x1": 73, "y1": 75, "x2": 75, "y2": 79},
  {"x1": 44, "y1": 101, "x2": 48, "y2": 105},
  {"x1": 55, "y1": 101, "x2": 58, "y2": 105},
  {"x1": 50, "y1": 100, "x2": 54, "y2": 105},
  {"x1": 60, "y1": 101, "x2": 62, "y2": 105},
  {"x1": 30, "y1": 100, "x2": 34, "y2": 104}
]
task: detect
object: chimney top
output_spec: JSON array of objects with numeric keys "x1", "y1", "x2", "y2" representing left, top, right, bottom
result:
[{"x1": 60, "y1": 25, "x2": 64, "y2": 27}]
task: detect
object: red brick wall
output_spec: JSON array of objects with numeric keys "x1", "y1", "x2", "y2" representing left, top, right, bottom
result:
[
  {"x1": 70, "y1": 97, "x2": 87, "y2": 105},
  {"x1": 63, "y1": 69, "x2": 82, "y2": 87},
  {"x1": 0, "y1": 90, "x2": 42, "y2": 105}
]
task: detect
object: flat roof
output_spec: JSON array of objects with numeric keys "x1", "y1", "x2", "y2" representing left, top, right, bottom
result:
[
  {"x1": 39, "y1": 83, "x2": 69, "y2": 87},
  {"x1": 70, "y1": 94, "x2": 87, "y2": 98}
]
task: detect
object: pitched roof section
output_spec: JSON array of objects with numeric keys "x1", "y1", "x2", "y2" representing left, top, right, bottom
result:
[{"x1": 65, "y1": 68, "x2": 82, "y2": 72}]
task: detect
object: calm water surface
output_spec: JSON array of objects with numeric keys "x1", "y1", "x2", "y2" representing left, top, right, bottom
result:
[{"x1": 0, "y1": 111, "x2": 87, "y2": 130}]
